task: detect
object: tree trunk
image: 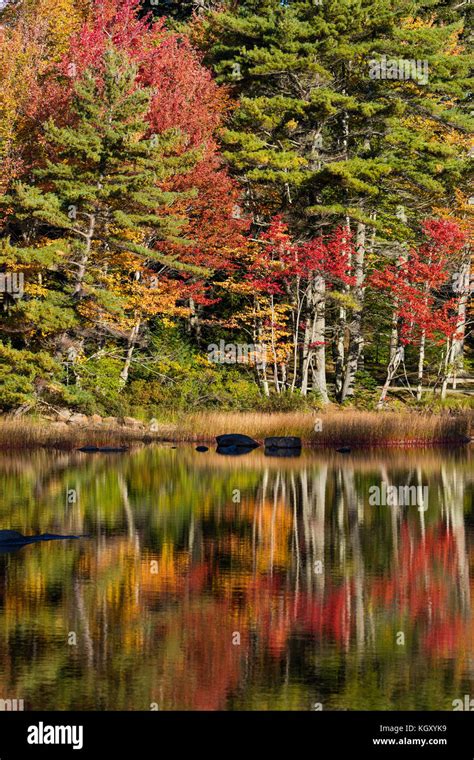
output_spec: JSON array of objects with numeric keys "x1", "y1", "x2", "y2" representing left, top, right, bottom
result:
[
  {"x1": 311, "y1": 285, "x2": 329, "y2": 403},
  {"x1": 450, "y1": 257, "x2": 471, "y2": 387},
  {"x1": 254, "y1": 301, "x2": 270, "y2": 396},
  {"x1": 388, "y1": 245, "x2": 408, "y2": 360},
  {"x1": 290, "y1": 277, "x2": 304, "y2": 393},
  {"x1": 416, "y1": 329, "x2": 426, "y2": 401},
  {"x1": 389, "y1": 311, "x2": 399, "y2": 362},
  {"x1": 270, "y1": 295, "x2": 280, "y2": 394},
  {"x1": 377, "y1": 345, "x2": 404, "y2": 409},
  {"x1": 301, "y1": 308, "x2": 313, "y2": 396},
  {"x1": 302, "y1": 276, "x2": 328, "y2": 403},
  {"x1": 120, "y1": 318, "x2": 141, "y2": 385},
  {"x1": 440, "y1": 337, "x2": 453, "y2": 400},
  {"x1": 188, "y1": 297, "x2": 202, "y2": 343},
  {"x1": 333, "y1": 307, "x2": 346, "y2": 399},
  {"x1": 74, "y1": 213, "x2": 95, "y2": 295},
  {"x1": 341, "y1": 223, "x2": 366, "y2": 401}
]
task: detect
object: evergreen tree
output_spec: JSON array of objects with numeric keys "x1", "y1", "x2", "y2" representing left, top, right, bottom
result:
[
  {"x1": 1, "y1": 46, "x2": 204, "y2": 354},
  {"x1": 198, "y1": 0, "x2": 472, "y2": 399}
]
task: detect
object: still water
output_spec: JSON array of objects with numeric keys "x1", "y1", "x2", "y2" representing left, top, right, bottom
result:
[{"x1": 0, "y1": 444, "x2": 472, "y2": 711}]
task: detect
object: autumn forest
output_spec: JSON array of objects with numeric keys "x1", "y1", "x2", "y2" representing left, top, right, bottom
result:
[{"x1": 0, "y1": 0, "x2": 472, "y2": 422}]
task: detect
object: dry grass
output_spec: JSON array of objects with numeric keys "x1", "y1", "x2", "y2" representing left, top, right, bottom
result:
[
  {"x1": 178, "y1": 410, "x2": 472, "y2": 446},
  {"x1": 0, "y1": 409, "x2": 471, "y2": 450},
  {"x1": 0, "y1": 419, "x2": 154, "y2": 451}
]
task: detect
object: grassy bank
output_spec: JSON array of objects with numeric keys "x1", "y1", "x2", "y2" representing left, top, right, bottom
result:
[
  {"x1": 0, "y1": 410, "x2": 472, "y2": 450},
  {"x1": 178, "y1": 410, "x2": 473, "y2": 446}
]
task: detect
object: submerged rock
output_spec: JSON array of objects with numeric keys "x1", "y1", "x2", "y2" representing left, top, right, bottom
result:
[
  {"x1": 215, "y1": 434, "x2": 260, "y2": 449},
  {"x1": 78, "y1": 446, "x2": 128, "y2": 453},
  {"x1": 0, "y1": 530, "x2": 85, "y2": 549},
  {"x1": 216, "y1": 445, "x2": 255, "y2": 456},
  {"x1": 265, "y1": 447, "x2": 301, "y2": 458},
  {"x1": 264, "y1": 436, "x2": 302, "y2": 449},
  {"x1": 196, "y1": 445, "x2": 209, "y2": 452}
]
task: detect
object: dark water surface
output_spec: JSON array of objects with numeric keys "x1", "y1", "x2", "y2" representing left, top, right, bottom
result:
[{"x1": 0, "y1": 444, "x2": 472, "y2": 710}]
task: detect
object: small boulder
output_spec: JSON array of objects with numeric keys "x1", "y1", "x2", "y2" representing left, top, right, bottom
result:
[
  {"x1": 264, "y1": 436, "x2": 301, "y2": 449},
  {"x1": 90, "y1": 414, "x2": 102, "y2": 425},
  {"x1": 103, "y1": 417, "x2": 118, "y2": 426},
  {"x1": 55, "y1": 408, "x2": 72, "y2": 422},
  {"x1": 68, "y1": 413, "x2": 89, "y2": 427},
  {"x1": 120, "y1": 416, "x2": 144, "y2": 429},
  {"x1": 216, "y1": 434, "x2": 259, "y2": 449},
  {"x1": 336, "y1": 447, "x2": 351, "y2": 454},
  {"x1": 196, "y1": 445, "x2": 209, "y2": 452}
]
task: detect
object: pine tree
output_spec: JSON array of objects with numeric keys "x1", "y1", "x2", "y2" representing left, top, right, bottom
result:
[
  {"x1": 1, "y1": 46, "x2": 204, "y2": 356},
  {"x1": 198, "y1": 0, "x2": 472, "y2": 399}
]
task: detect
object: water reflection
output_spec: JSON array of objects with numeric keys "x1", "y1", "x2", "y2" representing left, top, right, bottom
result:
[{"x1": 0, "y1": 445, "x2": 472, "y2": 710}]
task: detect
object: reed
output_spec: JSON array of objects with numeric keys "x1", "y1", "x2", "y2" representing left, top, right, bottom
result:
[
  {"x1": 0, "y1": 419, "x2": 151, "y2": 451},
  {"x1": 177, "y1": 410, "x2": 472, "y2": 446},
  {"x1": 0, "y1": 410, "x2": 471, "y2": 450}
]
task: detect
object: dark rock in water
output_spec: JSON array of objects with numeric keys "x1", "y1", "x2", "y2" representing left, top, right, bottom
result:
[
  {"x1": 0, "y1": 530, "x2": 86, "y2": 554},
  {"x1": 265, "y1": 447, "x2": 301, "y2": 458},
  {"x1": 216, "y1": 445, "x2": 254, "y2": 456},
  {"x1": 78, "y1": 446, "x2": 128, "y2": 453},
  {"x1": 196, "y1": 445, "x2": 209, "y2": 452},
  {"x1": 336, "y1": 447, "x2": 351, "y2": 454},
  {"x1": 216, "y1": 434, "x2": 260, "y2": 449},
  {"x1": 264, "y1": 436, "x2": 301, "y2": 449}
]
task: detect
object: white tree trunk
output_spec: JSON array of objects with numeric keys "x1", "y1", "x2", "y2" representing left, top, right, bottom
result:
[
  {"x1": 450, "y1": 257, "x2": 471, "y2": 387},
  {"x1": 440, "y1": 338, "x2": 453, "y2": 400},
  {"x1": 311, "y1": 284, "x2": 329, "y2": 404},
  {"x1": 416, "y1": 329, "x2": 426, "y2": 401},
  {"x1": 120, "y1": 318, "x2": 141, "y2": 385},
  {"x1": 341, "y1": 223, "x2": 366, "y2": 401},
  {"x1": 377, "y1": 345, "x2": 404, "y2": 408},
  {"x1": 74, "y1": 213, "x2": 95, "y2": 295}
]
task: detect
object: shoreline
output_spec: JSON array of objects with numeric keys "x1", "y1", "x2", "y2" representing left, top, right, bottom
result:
[{"x1": 0, "y1": 410, "x2": 472, "y2": 451}]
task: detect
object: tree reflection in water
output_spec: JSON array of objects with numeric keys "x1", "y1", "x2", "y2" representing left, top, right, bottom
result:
[{"x1": 0, "y1": 446, "x2": 472, "y2": 710}]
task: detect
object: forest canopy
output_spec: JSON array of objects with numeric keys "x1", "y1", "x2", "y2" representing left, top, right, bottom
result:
[{"x1": 0, "y1": 0, "x2": 472, "y2": 417}]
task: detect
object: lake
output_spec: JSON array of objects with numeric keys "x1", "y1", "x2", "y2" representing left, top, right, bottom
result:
[{"x1": 0, "y1": 444, "x2": 472, "y2": 711}]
